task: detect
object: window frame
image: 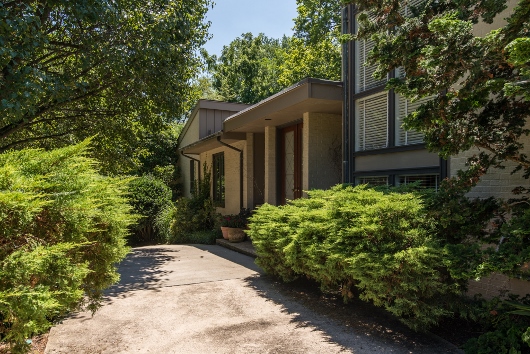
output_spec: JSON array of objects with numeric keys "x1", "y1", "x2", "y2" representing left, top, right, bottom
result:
[{"x1": 212, "y1": 152, "x2": 225, "y2": 207}]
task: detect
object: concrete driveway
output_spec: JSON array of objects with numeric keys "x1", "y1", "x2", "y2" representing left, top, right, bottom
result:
[{"x1": 45, "y1": 245, "x2": 462, "y2": 353}]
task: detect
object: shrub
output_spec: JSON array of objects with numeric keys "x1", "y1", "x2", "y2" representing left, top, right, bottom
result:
[
  {"x1": 128, "y1": 175, "x2": 172, "y2": 244},
  {"x1": 248, "y1": 185, "x2": 460, "y2": 330},
  {"x1": 0, "y1": 141, "x2": 134, "y2": 352},
  {"x1": 463, "y1": 296, "x2": 530, "y2": 354},
  {"x1": 155, "y1": 163, "x2": 216, "y2": 244}
]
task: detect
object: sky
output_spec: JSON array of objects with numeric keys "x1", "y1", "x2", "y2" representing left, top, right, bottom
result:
[{"x1": 202, "y1": 0, "x2": 299, "y2": 57}]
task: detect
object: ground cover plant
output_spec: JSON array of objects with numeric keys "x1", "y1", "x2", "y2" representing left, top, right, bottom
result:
[{"x1": 0, "y1": 141, "x2": 134, "y2": 352}]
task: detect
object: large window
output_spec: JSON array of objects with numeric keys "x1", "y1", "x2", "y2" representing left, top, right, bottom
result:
[
  {"x1": 355, "y1": 92, "x2": 388, "y2": 151},
  {"x1": 212, "y1": 153, "x2": 225, "y2": 206}
]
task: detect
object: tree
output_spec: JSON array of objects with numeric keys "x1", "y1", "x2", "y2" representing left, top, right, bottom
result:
[
  {"x1": 294, "y1": 0, "x2": 343, "y2": 44},
  {"x1": 353, "y1": 0, "x2": 530, "y2": 186},
  {"x1": 277, "y1": 36, "x2": 341, "y2": 87},
  {"x1": 210, "y1": 33, "x2": 285, "y2": 104},
  {"x1": 0, "y1": 0, "x2": 211, "y2": 170}
]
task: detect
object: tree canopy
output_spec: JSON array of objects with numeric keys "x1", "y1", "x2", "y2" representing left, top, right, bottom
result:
[
  {"x1": 0, "y1": 0, "x2": 211, "y2": 171},
  {"x1": 353, "y1": 0, "x2": 530, "y2": 186},
  {"x1": 210, "y1": 33, "x2": 285, "y2": 105}
]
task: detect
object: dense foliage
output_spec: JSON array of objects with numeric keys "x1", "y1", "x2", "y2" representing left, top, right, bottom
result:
[
  {"x1": 209, "y1": 33, "x2": 285, "y2": 104},
  {"x1": 353, "y1": 0, "x2": 530, "y2": 185},
  {"x1": 156, "y1": 164, "x2": 217, "y2": 244},
  {"x1": 0, "y1": 0, "x2": 210, "y2": 172},
  {"x1": 248, "y1": 184, "x2": 530, "y2": 331},
  {"x1": 248, "y1": 185, "x2": 459, "y2": 330},
  {"x1": 128, "y1": 176, "x2": 173, "y2": 245},
  {"x1": 0, "y1": 141, "x2": 133, "y2": 352}
]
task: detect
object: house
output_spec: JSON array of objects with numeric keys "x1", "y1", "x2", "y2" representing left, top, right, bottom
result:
[
  {"x1": 178, "y1": 79, "x2": 343, "y2": 215},
  {"x1": 178, "y1": 0, "x2": 528, "y2": 296},
  {"x1": 341, "y1": 0, "x2": 529, "y2": 297}
]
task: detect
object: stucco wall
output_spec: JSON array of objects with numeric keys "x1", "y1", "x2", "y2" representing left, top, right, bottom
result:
[{"x1": 303, "y1": 112, "x2": 343, "y2": 193}]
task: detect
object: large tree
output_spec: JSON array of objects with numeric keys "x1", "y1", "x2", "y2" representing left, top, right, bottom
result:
[
  {"x1": 353, "y1": 0, "x2": 530, "y2": 186},
  {"x1": 0, "y1": 0, "x2": 211, "y2": 171},
  {"x1": 210, "y1": 33, "x2": 285, "y2": 105}
]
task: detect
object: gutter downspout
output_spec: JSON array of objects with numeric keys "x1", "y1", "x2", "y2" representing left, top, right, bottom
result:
[
  {"x1": 217, "y1": 136, "x2": 244, "y2": 211},
  {"x1": 180, "y1": 151, "x2": 201, "y2": 181}
]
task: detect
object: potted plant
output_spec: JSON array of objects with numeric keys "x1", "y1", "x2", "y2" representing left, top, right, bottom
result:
[{"x1": 219, "y1": 210, "x2": 249, "y2": 242}]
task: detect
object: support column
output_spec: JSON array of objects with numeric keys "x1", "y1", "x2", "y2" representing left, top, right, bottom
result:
[
  {"x1": 244, "y1": 133, "x2": 254, "y2": 209},
  {"x1": 264, "y1": 126, "x2": 277, "y2": 205}
]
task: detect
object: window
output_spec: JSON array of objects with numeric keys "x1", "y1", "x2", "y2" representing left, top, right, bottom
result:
[
  {"x1": 356, "y1": 92, "x2": 388, "y2": 151},
  {"x1": 395, "y1": 94, "x2": 429, "y2": 146},
  {"x1": 189, "y1": 160, "x2": 196, "y2": 194},
  {"x1": 354, "y1": 14, "x2": 387, "y2": 93},
  {"x1": 358, "y1": 176, "x2": 389, "y2": 186},
  {"x1": 398, "y1": 174, "x2": 439, "y2": 189},
  {"x1": 212, "y1": 153, "x2": 225, "y2": 206}
]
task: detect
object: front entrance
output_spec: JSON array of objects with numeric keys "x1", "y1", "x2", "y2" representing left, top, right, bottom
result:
[{"x1": 281, "y1": 123, "x2": 303, "y2": 204}]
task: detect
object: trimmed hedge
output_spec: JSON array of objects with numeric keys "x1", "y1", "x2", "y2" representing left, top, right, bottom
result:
[
  {"x1": 247, "y1": 185, "x2": 459, "y2": 330},
  {"x1": 0, "y1": 142, "x2": 134, "y2": 352}
]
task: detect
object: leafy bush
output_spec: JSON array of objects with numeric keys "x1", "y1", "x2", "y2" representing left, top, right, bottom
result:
[
  {"x1": 155, "y1": 163, "x2": 216, "y2": 244},
  {"x1": 0, "y1": 141, "x2": 134, "y2": 352},
  {"x1": 128, "y1": 175, "x2": 172, "y2": 244},
  {"x1": 248, "y1": 185, "x2": 461, "y2": 330},
  {"x1": 463, "y1": 296, "x2": 530, "y2": 354}
]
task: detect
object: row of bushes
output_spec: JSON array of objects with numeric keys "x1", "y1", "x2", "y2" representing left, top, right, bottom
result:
[{"x1": 247, "y1": 184, "x2": 530, "y2": 352}]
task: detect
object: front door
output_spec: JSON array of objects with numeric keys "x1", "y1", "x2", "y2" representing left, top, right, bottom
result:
[{"x1": 281, "y1": 123, "x2": 303, "y2": 204}]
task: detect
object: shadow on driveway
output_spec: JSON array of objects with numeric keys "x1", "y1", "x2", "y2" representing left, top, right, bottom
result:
[{"x1": 105, "y1": 247, "x2": 178, "y2": 296}]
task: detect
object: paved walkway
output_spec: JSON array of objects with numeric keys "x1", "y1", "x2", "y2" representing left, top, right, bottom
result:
[{"x1": 45, "y1": 245, "x2": 462, "y2": 353}]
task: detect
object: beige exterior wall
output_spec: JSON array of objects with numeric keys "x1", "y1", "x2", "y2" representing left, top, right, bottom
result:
[
  {"x1": 264, "y1": 126, "x2": 278, "y2": 205},
  {"x1": 179, "y1": 111, "x2": 201, "y2": 198},
  {"x1": 199, "y1": 140, "x2": 246, "y2": 216},
  {"x1": 302, "y1": 112, "x2": 343, "y2": 195},
  {"x1": 449, "y1": 123, "x2": 530, "y2": 200}
]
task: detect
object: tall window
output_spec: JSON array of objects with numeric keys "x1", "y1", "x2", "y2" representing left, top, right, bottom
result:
[
  {"x1": 212, "y1": 153, "x2": 225, "y2": 207},
  {"x1": 355, "y1": 92, "x2": 388, "y2": 151},
  {"x1": 189, "y1": 160, "x2": 196, "y2": 194}
]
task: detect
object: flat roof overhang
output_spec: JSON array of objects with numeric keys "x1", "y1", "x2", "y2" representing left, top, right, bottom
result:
[
  {"x1": 224, "y1": 78, "x2": 343, "y2": 133},
  {"x1": 179, "y1": 132, "x2": 247, "y2": 155}
]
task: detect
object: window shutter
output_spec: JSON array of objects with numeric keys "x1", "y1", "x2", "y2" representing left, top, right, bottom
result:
[{"x1": 356, "y1": 92, "x2": 388, "y2": 151}]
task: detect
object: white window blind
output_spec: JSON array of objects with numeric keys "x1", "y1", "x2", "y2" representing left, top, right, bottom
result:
[
  {"x1": 355, "y1": 14, "x2": 387, "y2": 93},
  {"x1": 395, "y1": 94, "x2": 432, "y2": 146},
  {"x1": 358, "y1": 176, "x2": 389, "y2": 186},
  {"x1": 356, "y1": 92, "x2": 388, "y2": 151}
]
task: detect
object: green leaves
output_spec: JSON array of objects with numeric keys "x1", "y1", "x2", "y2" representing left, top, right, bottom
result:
[
  {"x1": 0, "y1": 141, "x2": 134, "y2": 350},
  {"x1": 0, "y1": 0, "x2": 211, "y2": 172}
]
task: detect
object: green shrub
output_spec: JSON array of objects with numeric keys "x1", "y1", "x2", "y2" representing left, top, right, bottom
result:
[
  {"x1": 128, "y1": 175, "x2": 172, "y2": 244},
  {"x1": 155, "y1": 163, "x2": 216, "y2": 244},
  {"x1": 248, "y1": 185, "x2": 460, "y2": 330},
  {"x1": 463, "y1": 296, "x2": 530, "y2": 354},
  {"x1": 0, "y1": 141, "x2": 134, "y2": 352}
]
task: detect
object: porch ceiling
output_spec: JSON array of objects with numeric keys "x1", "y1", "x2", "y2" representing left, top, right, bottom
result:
[
  {"x1": 223, "y1": 78, "x2": 343, "y2": 133},
  {"x1": 179, "y1": 132, "x2": 246, "y2": 155}
]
